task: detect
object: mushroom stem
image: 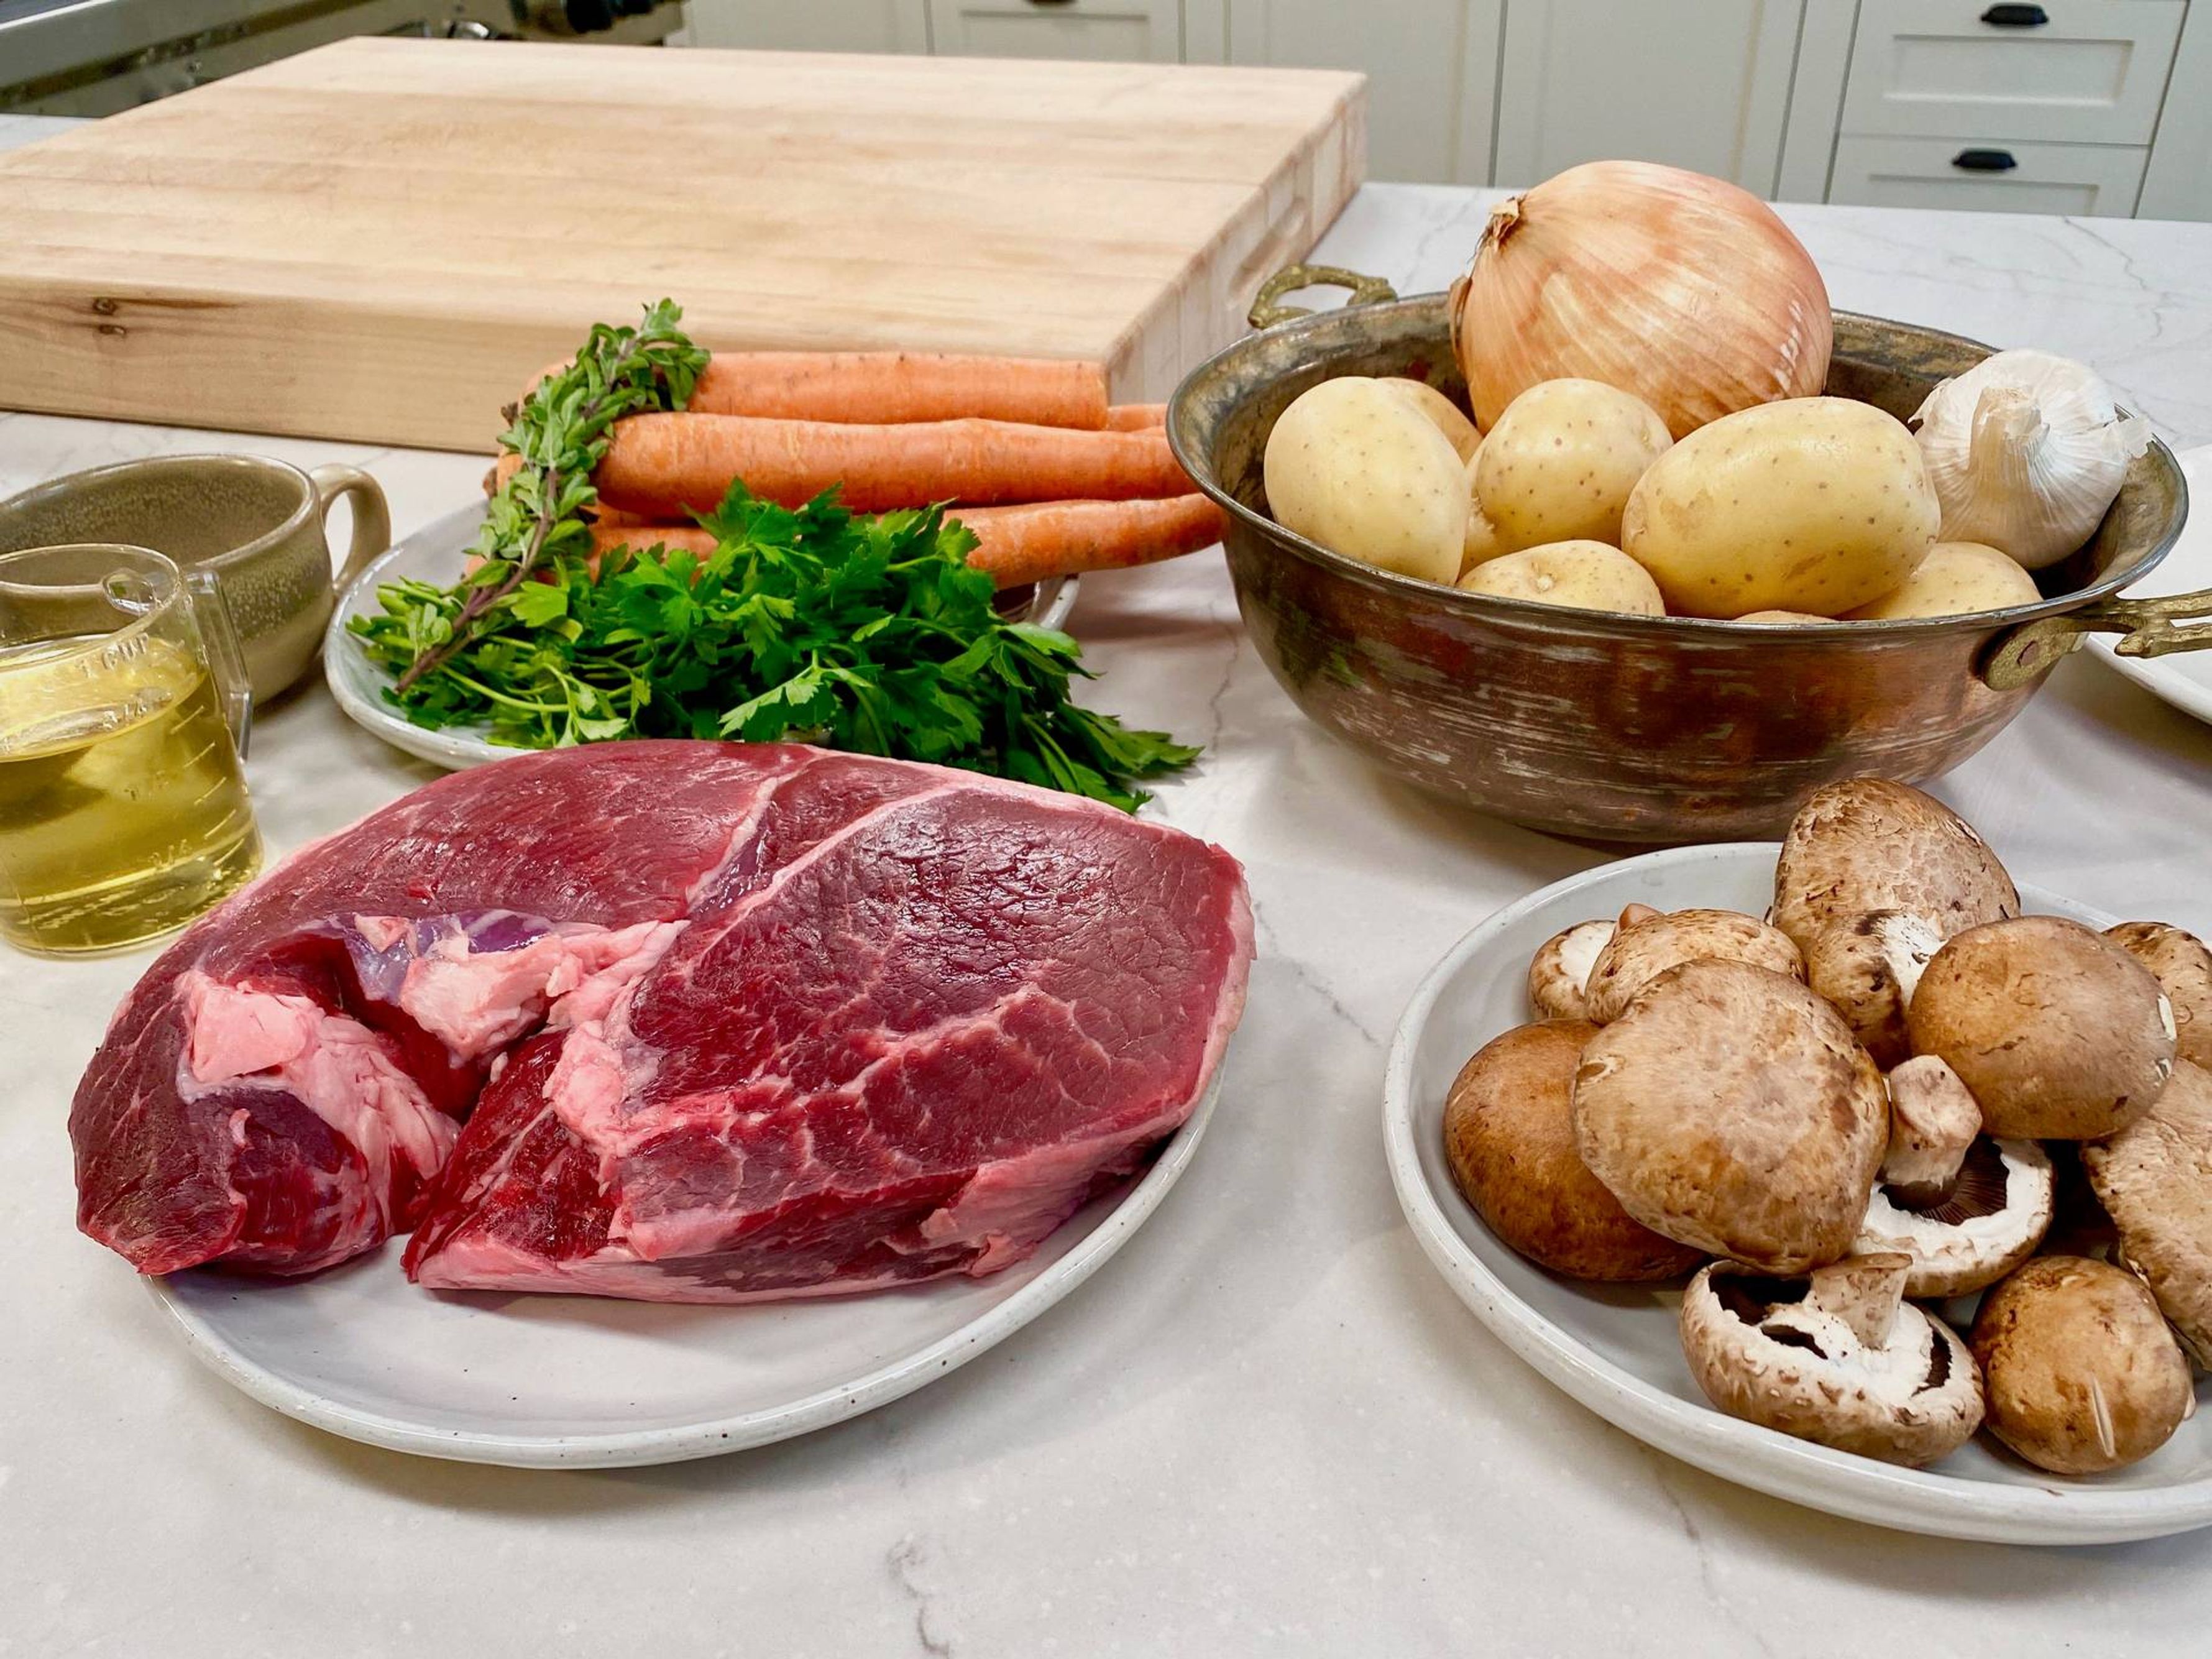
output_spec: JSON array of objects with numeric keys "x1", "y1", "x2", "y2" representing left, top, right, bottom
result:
[
  {"x1": 1881, "y1": 1057, "x2": 1981, "y2": 1206},
  {"x1": 1805, "y1": 1254, "x2": 1911, "y2": 1349}
]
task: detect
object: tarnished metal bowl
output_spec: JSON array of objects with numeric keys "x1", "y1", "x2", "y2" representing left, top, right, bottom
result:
[{"x1": 1168, "y1": 285, "x2": 2200, "y2": 843}]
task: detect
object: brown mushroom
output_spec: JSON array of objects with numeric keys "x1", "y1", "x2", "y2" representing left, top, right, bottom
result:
[
  {"x1": 1443, "y1": 1021, "x2": 1705, "y2": 1282},
  {"x1": 2082, "y1": 1057, "x2": 2212, "y2": 1369},
  {"x1": 1581, "y1": 906, "x2": 1804, "y2": 1025},
  {"x1": 1527, "y1": 920, "x2": 1615, "y2": 1021},
  {"x1": 1572, "y1": 960, "x2": 1887, "y2": 1274},
  {"x1": 1969, "y1": 1256, "x2": 2196, "y2": 1474},
  {"x1": 1679, "y1": 1254, "x2": 1984, "y2": 1466},
  {"x1": 2108, "y1": 922, "x2": 2212, "y2": 1069},
  {"x1": 1773, "y1": 779, "x2": 2019, "y2": 1066},
  {"x1": 1908, "y1": 916, "x2": 2177, "y2": 1139}
]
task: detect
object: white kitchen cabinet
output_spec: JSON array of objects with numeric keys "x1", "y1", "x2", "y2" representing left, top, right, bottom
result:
[
  {"x1": 927, "y1": 0, "x2": 1182, "y2": 62},
  {"x1": 687, "y1": 0, "x2": 931, "y2": 52},
  {"x1": 1228, "y1": 1, "x2": 1501, "y2": 185},
  {"x1": 1829, "y1": 133, "x2": 2147, "y2": 216},
  {"x1": 1492, "y1": 0, "x2": 1805, "y2": 195}
]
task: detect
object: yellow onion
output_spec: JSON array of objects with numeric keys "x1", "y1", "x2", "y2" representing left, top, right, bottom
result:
[{"x1": 1449, "y1": 160, "x2": 1832, "y2": 439}]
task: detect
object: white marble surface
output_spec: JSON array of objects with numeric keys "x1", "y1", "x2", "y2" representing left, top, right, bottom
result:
[{"x1": 7, "y1": 154, "x2": 2212, "y2": 1656}]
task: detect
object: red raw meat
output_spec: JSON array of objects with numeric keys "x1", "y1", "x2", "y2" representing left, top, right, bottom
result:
[{"x1": 69, "y1": 742, "x2": 1251, "y2": 1301}]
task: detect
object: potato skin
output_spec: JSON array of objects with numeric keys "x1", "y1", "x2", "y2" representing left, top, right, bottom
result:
[
  {"x1": 1264, "y1": 377, "x2": 1468, "y2": 585},
  {"x1": 1621, "y1": 397, "x2": 1939, "y2": 618},
  {"x1": 1456, "y1": 539, "x2": 1666, "y2": 616},
  {"x1": 1474, "y1": 379, "x2": 1672, "y2": 551},
  {"x1": 1443, "y1": 1020, "x2": 1705, "y2": 1281},
  {"x1": 1382, "y1": 377, "x2": 1482, "y2": 462},
  {"x1": 1846, "y1": 541, "x2": 2040, "y2": 620}
]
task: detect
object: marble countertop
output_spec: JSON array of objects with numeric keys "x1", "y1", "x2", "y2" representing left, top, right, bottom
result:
[{"x1": 7, "y1": 107, "x2": 2212, "y2": 1653}]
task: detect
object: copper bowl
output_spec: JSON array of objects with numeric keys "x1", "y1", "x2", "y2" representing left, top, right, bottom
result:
[{"x1": 1168, "y1": 285, "x2": 2201, "y2": 843}]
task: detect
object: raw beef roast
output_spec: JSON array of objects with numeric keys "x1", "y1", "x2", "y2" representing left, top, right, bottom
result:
[{"x1": 71, "y1": 742, "x2": 1251, "y2": 1300}]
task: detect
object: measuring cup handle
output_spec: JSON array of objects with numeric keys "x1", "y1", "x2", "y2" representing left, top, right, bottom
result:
[
  {"x1": 308, "y1": 462, "x2": 392, "y2": 589},
  {"x1": 184, "y1": 568, "x2": 254, "y2": 761}
]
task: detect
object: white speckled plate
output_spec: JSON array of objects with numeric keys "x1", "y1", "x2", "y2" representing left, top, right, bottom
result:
[
  {"x1": 148, "y1": 1072, "x2": 1216, "y2": 1467},
  {"x1": 2088, "y1": 444, "x2": 2212, "y2": 723},
  {"x1": 326, "y1": 503, "x2": 1080, "y2": 771},
  {"x1": 1385, "y1": 844, "x2": 2212, "y2": 1545}
]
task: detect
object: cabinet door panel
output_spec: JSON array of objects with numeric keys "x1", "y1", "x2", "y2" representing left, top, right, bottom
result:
[
  {"x1": 928, "y1": 0, "x2": 1183, "y2": 63},
  {"x1": 1829, "y1": 135, "x2": 2147, "y2": 218},
  {"x1": 1494, "y1": 0, "x2": 1804, "y2": 195},
  {"x1": 687, "y1": 0, "x2": 931, "y2": 52}
]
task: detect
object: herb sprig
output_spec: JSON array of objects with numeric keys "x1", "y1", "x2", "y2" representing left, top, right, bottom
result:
[{"x1": 353, "y1": 306, "x2": 1200, "y2": 811}]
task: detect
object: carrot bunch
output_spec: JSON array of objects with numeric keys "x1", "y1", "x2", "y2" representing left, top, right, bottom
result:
[{"x1": 509, "y1": 352, "x2": 1220, "y2": 589}]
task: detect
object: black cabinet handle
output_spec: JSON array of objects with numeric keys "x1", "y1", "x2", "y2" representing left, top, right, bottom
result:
[
  {"x1": 1980, "y1": 4, "x2": 2050, "y2": 25},
  {"x1": 1953, "y1": 148, "x2": 2021, "y2": 172}
]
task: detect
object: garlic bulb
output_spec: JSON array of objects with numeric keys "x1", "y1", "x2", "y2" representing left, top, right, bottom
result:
[{"x1": 1911, "y1": 349, "x2": 2150, "y2": 569}]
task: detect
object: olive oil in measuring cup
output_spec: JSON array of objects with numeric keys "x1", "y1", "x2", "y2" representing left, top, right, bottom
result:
[{"x1": 0, "y1": 545, "x2": 260, "y2": 954}]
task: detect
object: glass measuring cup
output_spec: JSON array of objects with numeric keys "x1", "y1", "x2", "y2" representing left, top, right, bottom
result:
[{"x1": 0, "y1": 544, "x2": 261, "y2": 955}]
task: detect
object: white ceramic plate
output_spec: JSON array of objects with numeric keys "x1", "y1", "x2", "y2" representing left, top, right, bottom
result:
[
  {"x1": 2088, "y1": 443, "x2": 2212, "y2": 722},
  {"x1": 325, "y1": 504, "x2": 1080, "y2": 771},
  {"x1": 1384, "y1": 844, "x2": 2212, "y2": 1545},
  {"x1": 149, "y1": 1073, "x2": 1218, "y2": 1467}
]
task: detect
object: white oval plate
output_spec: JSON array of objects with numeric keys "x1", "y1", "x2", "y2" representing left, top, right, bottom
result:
[
  {"x1": 1384, "y1": 843, "x2": 2212, "y2": 1545},
  {"x1": 149, "y1": 1073, "x2": 1217, "y2": 1467},
  {"x1": 325, "y1": 504, "x2": 1079, "y2": 771},
  {"x1": 2088, "y1": 443, "x2": 2212, "y2": 722}
]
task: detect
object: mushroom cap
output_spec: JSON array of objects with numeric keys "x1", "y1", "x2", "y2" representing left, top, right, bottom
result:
[
  {"x1": 2108, "y1": 922, "x2": 2212, "y2": 1070},
  {"x1": 1443, "y1": 1021, "x2": 1706, "y2": 1282},
  {"x1": 2082, "y1": 1057, "x2": 2212, "y2": 1369},
  {"x1": 1856, "y1": 1137, "x2": 2054, "y2": 1300},
  {"x1": 1528, "y1": 920, "x2": 1613, "y2": 1021},
  {"x1": 1679, "y1": 1256, "x2": 1985, "y2": 1466},
  {"x1": 1773, "y1": 779, "x2": 2019, "y2": 1066},
  {"x1": 1582, "y1": 907, "x2": 1805, "y2": 1025},
  {"x1": 1968, "y1": 1256, "x2": 2196, "y2": 1474},
  {"x1": 1572, "y1": 960, "x2": 1888, "y2": 1274},
  {"x1": 1908, "y1": 916, "x2": 2177, "y2": 1140}
]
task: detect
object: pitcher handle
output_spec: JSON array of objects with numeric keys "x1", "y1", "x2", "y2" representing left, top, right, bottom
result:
[
  {"x1": 1247, "y1": 264, "x2": 1399, "y2": 330},
  {"x1": 184, "y1": 568, "x2": 253, "y2": 760},
  {"x1": 308, "y1": 462, "x2": 392, "y2": 589},
  {"x1": 1982, "y1": 586, "x2": 2212, "y2": 690}
]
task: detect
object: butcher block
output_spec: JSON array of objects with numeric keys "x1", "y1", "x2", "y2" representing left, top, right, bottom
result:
[{"x1": 0, "y1": 38, "x2": 1365, "y2": 451}]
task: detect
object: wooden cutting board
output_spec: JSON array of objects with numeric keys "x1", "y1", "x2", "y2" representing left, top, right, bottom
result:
[{"x1": 0, "y1": 39, "x2": 1364, "y2": 452}]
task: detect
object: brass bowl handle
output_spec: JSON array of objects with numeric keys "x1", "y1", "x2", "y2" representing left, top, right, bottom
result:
[
  {"x1": 1983, "y1": 586, "x2": 2212, "y2": 690},
  {"x1": 1248, "y1": 264, "x2": 1399, "y2": 330}
]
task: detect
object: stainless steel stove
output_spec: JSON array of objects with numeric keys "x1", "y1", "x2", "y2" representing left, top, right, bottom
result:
[{"x1": 0, "y1": 0, "x2": 686, "y2": 115}]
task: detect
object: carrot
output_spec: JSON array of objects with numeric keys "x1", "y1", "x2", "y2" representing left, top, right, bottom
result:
[
  {"x1": 595, "y1": 413, "x2": 1191, "y2": 518},
  {"x1": 953, "y1": 495, "x2": 1224, "y2": 588},
  {"x1": 1104, "y1": 403, "x2": 1168, "y2": 431},
  {"x1": 585, "y1": 523, "x2": 718, "y2": 560},
  {"x1": 521, "y1": 351, "x2": 1109, "y2": 431}
]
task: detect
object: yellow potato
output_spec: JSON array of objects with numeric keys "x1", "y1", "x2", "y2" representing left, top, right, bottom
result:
[
  {"x1": 1461, "y1": 452, "x2": 1510, "y2": 573},
  {"x1": 1456, "y1": 540, "x2": 1666, "y2": 617},
  {"x1": 1474, "y1": 379, "x2": 1673, "y2": 551},
  {"x1": 1265, "y1": 377, "x2": 1467, "y2": 585},
  {"x1": 1383, "y1": 377, "x2": 1483, "y2": 462},
  {"x1": 1845, "y1": 540, "x2": 2041, "y2": 620},
  {"x1": 1735, "y1": 610, "x2": 1833, "y2": 624},
  {"x1": 1622, "y1": 397, "x2": 1938, "y2": 618}
]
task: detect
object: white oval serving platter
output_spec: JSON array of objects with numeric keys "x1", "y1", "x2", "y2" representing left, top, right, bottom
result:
[
  {"x1": 150, "y1": 1073, "x2": 1217, "y2": 1467},
  {"x1": 1384, "y1": 843, "x2": 2212, "y2": 1545},
  {"x1": 325, "y1": 503, "x2": 1079, "y2": 771},
  {"x1": 2088, "y1": 443, "x2": 2212, "y2": 724}
]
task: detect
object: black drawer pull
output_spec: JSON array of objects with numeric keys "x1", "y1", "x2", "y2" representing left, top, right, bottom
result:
[
  {"x1": 1953, "y1": 148, "x2": 2021, "y2": 172},
  {"x1": 1980, "y1": 4, "x2": 2050, "y2": 25}
]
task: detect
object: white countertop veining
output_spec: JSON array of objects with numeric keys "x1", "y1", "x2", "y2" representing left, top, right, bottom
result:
[{"x1": 7, "y1": 137, "x2": 2212, "y2": 1655}]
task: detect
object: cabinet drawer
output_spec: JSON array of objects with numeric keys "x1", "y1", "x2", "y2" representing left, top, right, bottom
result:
[
  {"x1": 1829, "y1": 135, "x2": 2146, "y2": 217},
  {"x1": 1841, "y1": 0, "x2": 2183, "y2": 145},
  {"x1": 927, "y1": 0, "x2": 1183, "y2": 62}
]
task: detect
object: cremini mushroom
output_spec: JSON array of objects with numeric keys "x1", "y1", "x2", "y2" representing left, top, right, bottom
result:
[
  {"x1": 2082, "y1": 1057, "x2": 2212, "y2": 1368},
  {"x1": 2108, "y1": 922, "x2": 2212, "y2": 1069},
  {"x1": 1527, "y1": 919, "x2": 1617, "y2": 1021},
  {"x1": 1909, "y1": 915, "x2": 2177, "y2": 1139},
  {"x1": 1572, "y1": 960, "x2": 1887, "y2": 1273},
  {"x1": 1773, "y1": 779, "x2": 2019, "y2": 1066},
  {"x1": 1443, "y1": 1021, "x2": 1706, "y2": 1282},
  {"x1": 1581, "y1": 906, "x2": 1804, "y2": 1024},
  {"x1": 1853, "y1": 1055, "x2": 2053, "y2": 1299},
  {"x1": 1969, "y1": 1256, "x2": 2196, "y2": 1474},
  {"x1": 1679, "y1": 1253, "x2": 1984, "y2": 1466}
]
